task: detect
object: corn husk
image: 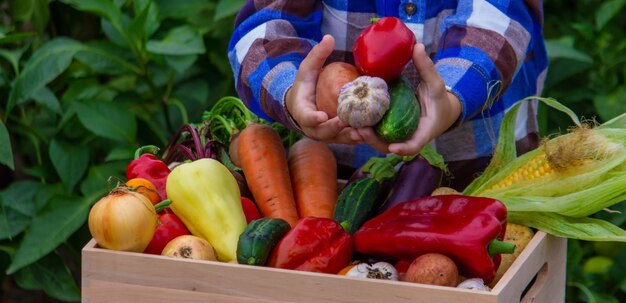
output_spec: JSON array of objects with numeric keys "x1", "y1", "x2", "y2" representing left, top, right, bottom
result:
[{"x1": 464, "y1": 97, "x2": 626, "y2": 242}]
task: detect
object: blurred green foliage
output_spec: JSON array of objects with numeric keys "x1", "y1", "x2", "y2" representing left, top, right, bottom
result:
[
  {"x1": 543, "y1": 1, "x2": 626, "y2": 302},
  {"x1": 0, "y1": 0, "x2": 624, "y2": 302}
]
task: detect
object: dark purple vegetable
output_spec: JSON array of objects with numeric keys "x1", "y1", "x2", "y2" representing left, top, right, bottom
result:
[{"x1": 381, "y1": 156, "x2": 443, "y2": 211}]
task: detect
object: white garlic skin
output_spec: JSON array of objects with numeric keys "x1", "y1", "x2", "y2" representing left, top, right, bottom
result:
[{"x1": 336, "y1": 76, "x2": 390, "y2": 128}]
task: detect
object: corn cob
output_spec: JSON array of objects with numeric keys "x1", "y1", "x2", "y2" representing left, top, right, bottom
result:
[{"x1": 483, "y1": 127, "x2": 618, "y2": 193}]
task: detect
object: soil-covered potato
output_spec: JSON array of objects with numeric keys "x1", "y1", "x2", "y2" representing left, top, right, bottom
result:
[
  {"x1": 488, "y1": 223, "x2": 534, "y2": 287},
  {"x1": 431, "y1": 187, "x2": 460, "y2": 196},
  {"x1": 404, "y1": 253, "x2": 459, "y2": 287}
]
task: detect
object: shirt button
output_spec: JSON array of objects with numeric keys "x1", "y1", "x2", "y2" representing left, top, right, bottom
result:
[{"x1": 404, "y1": 3, "x2": 417, "y2": 16}]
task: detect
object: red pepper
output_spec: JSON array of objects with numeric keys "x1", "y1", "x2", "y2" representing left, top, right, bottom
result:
[
  {"x1": 354, "y1": 195, "x2": 515, "y2": 283},
  {"x1": 126, "y1": 146, "x2": 170, "y2": 199},
  {"x1": 353, "y1": 17, "x2": 416, "y2": 82},
  {"x1": 143, "y1": 200, "x2": 190, "y2": 255},
  {"x1": 241, "y1": 197, "x2": 262, "y2": 224},
  {"x1": 267, "y1": 217, "x2": 353, "y2": 274}
]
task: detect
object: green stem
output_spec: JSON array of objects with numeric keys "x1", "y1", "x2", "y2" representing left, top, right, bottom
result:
[
  {"x1": 362, "y1": 154, "x2": 415, "y2": 183},
  {"x1": 167, "y1": 98, "x2": 189, "y2": 126},
  {"x1": 340, "y1": 221, "x2": 351, "y2": 232},
  {"x1": 134, "y1": 145, "x2": 160, "y2": 159},
  {"x1": 488, "y1": 239, "x2": 516, "y2": 256},
  {"x1": 154, "y1": 199, "x2": 172, "y2": 212}
]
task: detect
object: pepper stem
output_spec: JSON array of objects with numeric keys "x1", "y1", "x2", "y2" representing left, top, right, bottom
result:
[
  {"x1": 154, "y1": 199, "x2": 172, "y2": 213},
  {"x1": 340, "y1": 221, "x2": 351, "y2": 232},
  {"x1": 134, "y1": 145, "x2": 160, "y2": 159},
  {"x1": 488, "y1": 239, "x2": 516, "y2": 256},
  {"x1": 370, "y1": 17, "x2": 380, "y2": 24}
]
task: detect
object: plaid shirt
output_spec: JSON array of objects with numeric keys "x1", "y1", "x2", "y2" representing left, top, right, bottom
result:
[{"x1": 228, "y1": 0, "x2": 548, "y2": 168}]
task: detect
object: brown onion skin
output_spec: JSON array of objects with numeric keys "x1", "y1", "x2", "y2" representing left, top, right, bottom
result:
[{"x1": 88, "y1": 189, "x2": 157, "y2": 252}]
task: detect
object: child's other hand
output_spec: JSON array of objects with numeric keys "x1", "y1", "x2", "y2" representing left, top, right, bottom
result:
[
  {"x1": 286, "y1": 34, "x2": 363, "y2": 145},
  {"x1": 358, "y1": 43, "x2": 462, "y2": 156}
]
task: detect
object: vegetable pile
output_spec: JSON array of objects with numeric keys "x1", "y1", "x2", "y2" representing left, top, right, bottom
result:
[
  {"x1": 86, "y1": 94, "x2": 626, "y2": 290},
  {"x1": 85, "y1": 18, "x2": 626, "y2": 290}
]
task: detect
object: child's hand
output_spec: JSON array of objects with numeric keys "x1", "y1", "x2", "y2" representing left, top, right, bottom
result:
[
  {"x1": 358, "y1": 43, "x2": 462, "y2": 156},
  {"x1": 286, "y1": 35, "x2": 364, "y2": 145}
]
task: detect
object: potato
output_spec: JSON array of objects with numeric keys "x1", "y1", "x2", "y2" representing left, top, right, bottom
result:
[
  {"x1": 488, "y1": 223, "x2": 534, "y2": 287},
  {"x1": 316, "y1": 62, "x2": 360, "y2": 118},
  {"x1": 162, "y1": 235, "x2": 218, "y2": 261},
  {"x1": 431, "y1": 187, "x2": 460, "y2": 196},
  {"x1": 404, "y1": 253, "x2": 458, "y2": 287}
]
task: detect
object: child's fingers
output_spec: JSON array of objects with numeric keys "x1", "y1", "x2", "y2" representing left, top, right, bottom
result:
[
  {"x1": 297, "y1": 35, "x2": 335, "y2": 82},
  {"x1": 412, "y1": 43, "x2": 445, "y2": 90},
  {"x1": 357, "y1": 127, "x2": 390, "y2": 154}
]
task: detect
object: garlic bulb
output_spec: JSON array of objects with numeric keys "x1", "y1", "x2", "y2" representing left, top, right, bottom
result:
[{"x1": 337, "y1": 76, "x2": 390, "y2": 127}]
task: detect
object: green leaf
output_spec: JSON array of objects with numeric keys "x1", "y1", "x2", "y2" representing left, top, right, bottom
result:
[
  {"x1": 0, "y1": 121, "x2": 14, "y2": 170},
  {"x1": 74, "y1": 41, "x2": 141, "y2": 75},
  {"x1": 49, "y1": 139, "x2": 90, "y2": 192},
  {"x1": 7, "y1": 192, "x2": 105, "y2": 274},
  {"x1": 147, "y1": 25, "x2": 205, "y2": 55},
  {"x1": 154, "y1": 0, "x2": 211, "y2": 19},
  {"x1": 32, "y1": 87, "x2": 62, "y2": 115},
  {"x1": 125, "y1": 1, "x2": 152, "y2": 52},
  {"x1": 31, "y1": 0, "x2": 50, "y2": 33},
  {"x1": 62, "y1": 81, "x2": 117, "y2": 103},
  {"x1": 59, "y1": 0, "x2": 123, "y2": 28},
  {"x1": 134, "y1": 0, "x2": 160, "y2": 37},
  {"x1": 596, "y1": 0, "x2": 626, "y2": 30},
  {"x1": 0, "y1": 32, "x2": 35, "y2": 45},
  {"x1": 0, "y1": 181, "x2": 40, "y2": 240},
  {"x1": 105, "y1": 145, "x2": 135, "y2": 162},
  {"x1": 74, "y1": 100, "x2": 137, "y2": 143},
  {"x1": 164, "y1": 54, "x2": 197, "y2": 75},
  {"x1": 0, "y1": 45, "x2": 27, "y2": 75},
  {"x1": 508, "y1": 212, "x2": 626, "y2": 242},
  {"x1": 13, "y1": 252, "x2": 80, "y2": 302},
  {"x1": 545, "y1": 38, "x2": 593, "y2": 63},
  {"x1": 101, "y1": 18, "x2": 128, "y2": 47},
  {"x1": 80, "y1": 161, "x2": 127, "y2": 196},
  {"x1": 214, "y1": 0, "x2": 245, "y2": 20},
  {"x1": 593, "y1": 88, "x2": 626, "y2": 122},
  {"x1": 6, "y1": 38, "x2": 84, "y2": 114}
]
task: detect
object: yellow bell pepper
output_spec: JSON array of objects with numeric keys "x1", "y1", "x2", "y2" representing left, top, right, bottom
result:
[{"x1": 166, "y1": 158, "x2": 246, "y2": 262}]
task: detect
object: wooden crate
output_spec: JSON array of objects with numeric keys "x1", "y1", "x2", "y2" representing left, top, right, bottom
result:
[{"x1": 81, "y1": 230, "x2": 566, "y2": 303}]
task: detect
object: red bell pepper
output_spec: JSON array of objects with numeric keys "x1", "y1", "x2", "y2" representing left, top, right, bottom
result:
[
  {"x1": 126, "y1": 146, "x2": 171, "y2": 199},
  {"x1": 241, "y1": 197, "x2": 262, "y2": 224},
  {"x1": 353, "y1": 17, "x2": 416, "y2": 82},
  {"x1": 354, "y1": 195, "x2": 515, "y2": 283},
  {"x1": 143, "y1": 200, "x2": 190, "y2": 255},
  {"x1": 268, "y1": 217, "x2": 353, "y2": 274}
]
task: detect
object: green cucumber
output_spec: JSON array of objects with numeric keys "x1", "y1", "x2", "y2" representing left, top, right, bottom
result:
[
  {"x1": 236, "y1": 217, "x2": 291, "y2": 265},
  {"x1": 375, "y1": 77, "x2": 420, "y2": 142},
  {"x1": 333, "y1": 177, "x2": 383, "y2": 235}
]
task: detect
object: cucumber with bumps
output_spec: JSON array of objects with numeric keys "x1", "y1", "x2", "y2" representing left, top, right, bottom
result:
[
  {"x1": 236, "y1": 217, "x2": 291, "y2": 265},
  {"x1": 375, "y1": 77, "x2": 420, "y2": 142}
]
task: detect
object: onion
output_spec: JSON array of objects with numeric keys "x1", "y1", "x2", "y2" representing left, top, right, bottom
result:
[
  {"x1": 161, "y1": 235, "x2": 218, "y2": 261},
  {"x1": 88, "y1": 188, "x2": 157, "y2": 252}
]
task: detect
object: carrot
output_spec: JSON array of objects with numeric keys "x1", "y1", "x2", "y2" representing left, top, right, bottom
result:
[
  {"x1": 237, "y1": 123, "x2": 299, "y2": 227},
  {"x1": 288, "y1": 138, "x2": 338, "y2": 219}
]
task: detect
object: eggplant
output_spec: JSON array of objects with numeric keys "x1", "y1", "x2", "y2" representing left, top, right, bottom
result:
[{"x1": 381, "y1": 156, "x2": 444, "y2": 211}]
